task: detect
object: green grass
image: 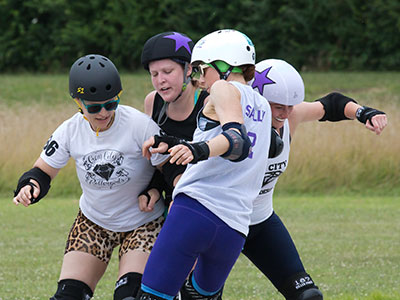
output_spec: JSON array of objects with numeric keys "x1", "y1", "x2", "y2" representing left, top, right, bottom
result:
[{"x1": 1, "y1": 195, "x2": 399, "y2": 299}]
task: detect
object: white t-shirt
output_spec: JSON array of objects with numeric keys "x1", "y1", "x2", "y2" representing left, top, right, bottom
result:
[
  {"x1": 40, "y1": 105, "x2": 167, "y2": 232},
  {"x1": 173, "y1": 82, "x2": 272, "y2": 236},
  {"x1": 250, "y1": 119, "x2": 290, "y2": 225}
]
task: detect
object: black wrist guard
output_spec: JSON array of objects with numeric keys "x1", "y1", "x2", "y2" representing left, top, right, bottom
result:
[
  {"x1": 162, "y1": 161, "x2": 186, "y2": 188},
  {"x1": 356, "y1": 106, "x2": 385, "y2": 126},
  {"x1": 317, "y1": 92, "x2": 357, "y2": 122},
  {"x1": 14, "y1": 167, "x2": 51, "y2": 204},
  {"x1": 139, "y1": 169, "x2": 165, "y2": 200},
  {"x1": 269, "y1": 128, "x2": 284, "y2": 158},
  {"x1": 181, "y1": 141, "x2": 210, "y2": 164},
  {"x1": 153, "y1": 131, "x2": 184, "y2": 154}
]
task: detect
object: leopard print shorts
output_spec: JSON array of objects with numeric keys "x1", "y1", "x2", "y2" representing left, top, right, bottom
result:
[{"x1": 64, "y1": 210, "x2": 164, "y2": 264}]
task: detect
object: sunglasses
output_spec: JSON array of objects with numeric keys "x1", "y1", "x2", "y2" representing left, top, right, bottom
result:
[
  {"x1": 81, "y1": 97, "x2": 120, "y2": 114},
  {"x1": 192, "y1": 63, "x2": 211, "y2": 79}
]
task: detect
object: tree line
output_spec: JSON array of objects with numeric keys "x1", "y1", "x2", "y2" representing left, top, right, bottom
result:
[{"x1": 1, "y1": 0, "x2": 399, "y2": 72}]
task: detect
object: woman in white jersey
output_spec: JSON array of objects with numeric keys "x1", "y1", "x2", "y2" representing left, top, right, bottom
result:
[
  {"x1": 137, "y1": 29, "x2": 272, "y2": 300},
  {"x1": 12, "y1": 54, "x2": 169, "y2": 300},
  {"x1": 241, "y1": 58, "x2": 387, "y2": 300}
]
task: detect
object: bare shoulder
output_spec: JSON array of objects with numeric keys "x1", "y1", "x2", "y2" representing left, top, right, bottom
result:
[
  {"x1": 210, "y1": 80, "x2": 240, "y2": 101},
  {"x1": 144, "y1": 90, "x2": 157, "y2": 116}
]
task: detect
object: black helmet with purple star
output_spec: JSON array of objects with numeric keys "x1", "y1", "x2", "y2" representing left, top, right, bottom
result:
[{"x1": 141, "y1": 31, "x2": 194, "y2": 70}]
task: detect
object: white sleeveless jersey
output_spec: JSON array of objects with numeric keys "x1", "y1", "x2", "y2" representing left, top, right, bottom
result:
[
  {"x1": 40, "y1": 105, "x2": 167, "y2": 232},
  {"x1": 250, "y1": 119, "x2": 291, "y2": 225},
  {"x1": 173, "y1": 81, "x2": 271, "y2": 236}
]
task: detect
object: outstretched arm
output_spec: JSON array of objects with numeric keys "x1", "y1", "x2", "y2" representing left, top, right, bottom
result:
[{"x1": 289, "y1": 92, "x2": 387, "y2": 136}]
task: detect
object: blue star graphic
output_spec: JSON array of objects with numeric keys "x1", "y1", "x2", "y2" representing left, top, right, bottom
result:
[
  {"x1": 163, "y1": 32, "x2": 192, "y2": 54},
  {"x1": 252, "y1": 67, "x2": 275, "y2": 94}
]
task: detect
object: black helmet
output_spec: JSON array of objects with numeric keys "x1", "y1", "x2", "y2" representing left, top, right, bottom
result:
[
  {"x1": 69, "y1": 54, "x2": 122, "y2": 101},
  {"x1": 141, "y1": 32, "x2": 194, "y2": 70}
]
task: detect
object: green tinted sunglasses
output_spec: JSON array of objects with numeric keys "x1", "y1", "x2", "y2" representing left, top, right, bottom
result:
[{"x1": 81, "y1": 97, "x2": 120, "y2": 114}]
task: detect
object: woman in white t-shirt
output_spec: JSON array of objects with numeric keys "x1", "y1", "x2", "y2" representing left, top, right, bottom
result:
[{"x1": 12, "y1": 54, "x2": 169, "y2": 300}]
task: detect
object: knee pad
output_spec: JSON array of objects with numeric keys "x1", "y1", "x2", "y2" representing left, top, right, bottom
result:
[
  {"x1": 113, "y1": 272, "x2": 142, "y2": 300},
  {"x1": 279, "y1": 272, "x2": 323, "y2": 300},
  {"x1": 296, "y1": 287, "x2": 323, "y2": 300},
  {"x1": 50, "y1": 279, "x2": 93, "y2": 300},
  {"x1": 179, "y1": 273, "x2": 222, "y2": 300}
]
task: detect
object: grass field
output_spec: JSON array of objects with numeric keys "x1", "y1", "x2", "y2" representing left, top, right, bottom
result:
[
  {"x1": 0, "y1": 195, "x2": 399, "y2": 299},
  {"x1": 0, "y1": 71, "x2": 399, "y2": 299}
]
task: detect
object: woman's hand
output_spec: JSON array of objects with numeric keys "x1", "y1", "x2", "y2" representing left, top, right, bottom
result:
[
  {"x1": 169, "y1": 144, "x2": 194, "y2": 165},
  {"x1": 138, "y1": 188, "x2": 161, "y2": 212},
  {"x1": 13, "y1": 179, "x2": 40, "y2": 207},
  {"x1": 366, "y1": 114, "x2": 387, "y2": 135},
  {"x1": 142, "y1": 136, "x2": 169, "y2": 159}
]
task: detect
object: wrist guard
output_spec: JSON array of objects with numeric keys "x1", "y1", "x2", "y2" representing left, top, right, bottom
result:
[
  {"x1": 181, "y1": 141, "x2": 210, "y2": 164},
  {"x1": 14, "y1": 167, "x2": 51, "y2": 204},
  {"x1": 139, "y1": 169, "x2": 165, "y2": 201},
  {"x1": 317, "y1": 92, "x2": 357, "y2": 122},
  {"x1": 153, "y1": 131, "x2": 184, "y2": 154},
  {"x1": 356, "y1": 106, "x2": 385, "y2": 126},
  {"x1": 162, "y1": 161, "x2": 186, "y2": 188}
]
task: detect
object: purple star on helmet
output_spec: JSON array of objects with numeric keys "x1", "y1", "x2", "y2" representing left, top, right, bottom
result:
[
  {"x1": 252, "y1": 67, "x2": 275, "y2": 94},
  {"x1": 163, "y1": 32, "x2": 192, "y2": 54}
]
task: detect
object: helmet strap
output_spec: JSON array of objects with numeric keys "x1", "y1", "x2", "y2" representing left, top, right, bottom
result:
[
  {"x1": 210, "y1": 62, "x2": 234, "y2": 80},
  {"x1": 73, "y1": 99, "x2": 89, "y2": 121},
  {"x1": 157, "y1": 101, "x2": 169, "y2": 126},
  {"x1": 170, "y1": 62, "x2": 191, "y2": 103}
]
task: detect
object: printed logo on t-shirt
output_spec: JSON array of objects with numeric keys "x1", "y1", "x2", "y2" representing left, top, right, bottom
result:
[
  {"x1": 261, "y1": 160, "x2": 287, "y2": 187},
  {"x1": 82, "y1": 149, "x2": 130, "y2": 189}
]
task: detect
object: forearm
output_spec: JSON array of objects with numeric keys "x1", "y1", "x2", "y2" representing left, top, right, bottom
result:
[
  {"x1": 205, "y1": 134, "x2": 230, "y2": 157},
  {"x1": 344, "y1": 101, "x2": 361, "y2": 119}
]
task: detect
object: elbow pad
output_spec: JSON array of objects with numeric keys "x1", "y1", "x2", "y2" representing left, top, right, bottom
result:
[
  {"x1": 269, "y1": 128, "x2": 284, "y2": 158},
  {"x1": 14, "y1": 167, "x2": 51, "y2": 204},
  {"x1": 221, "y1": 122, "x2": 251, "y2": 162},
  {"x1": 317, "y1": 92, "x2": 357, "y2": 122}
]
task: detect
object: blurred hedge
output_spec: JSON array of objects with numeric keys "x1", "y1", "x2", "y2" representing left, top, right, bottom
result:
[{"x1": 1, "y1": 0, "x2": 399, "y2": 72}]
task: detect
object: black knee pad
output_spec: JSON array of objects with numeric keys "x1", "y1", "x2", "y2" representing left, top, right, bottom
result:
[
  {"x1": 179, "y1": 273, "x2": 222, "y2": 300},
  {"x1": 279, "y1": 272, "x2": 323, "y2": 300},
  {"x1": 50, "y1": 279, "x2": 93, "y2": 300},
  {"x1": 297, "y1": 287, "x2": 323, "y2": 300},
  {"x1": 113, "y1": 272, "x2": 142, "y2": 300}
]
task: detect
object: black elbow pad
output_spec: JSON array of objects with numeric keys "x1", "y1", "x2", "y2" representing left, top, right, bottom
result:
[{"x1": 317, "y1": 92, "x2": 357, "y2": 122}]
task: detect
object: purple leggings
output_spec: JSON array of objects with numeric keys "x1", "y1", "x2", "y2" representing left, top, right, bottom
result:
[{"x1": 141, "y1": 193, "x2": 245, "y2": 299}]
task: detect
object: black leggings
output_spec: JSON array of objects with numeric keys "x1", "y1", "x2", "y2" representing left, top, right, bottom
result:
[{"x1": 242, "y1": 212, "x2": 305, "y2": 290}]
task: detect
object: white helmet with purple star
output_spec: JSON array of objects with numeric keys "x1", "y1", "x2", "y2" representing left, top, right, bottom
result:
[
  {"x1": 191, "y1": 29, "x2": 255, "y2": 67},
  {"x1": 250, "y1": 59, "x2": 304, "y2": 106}
]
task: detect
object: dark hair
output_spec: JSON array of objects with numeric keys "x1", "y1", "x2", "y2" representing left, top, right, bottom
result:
[{"x1": 241, "y1": 65, "x2": 256, "y2": 82}]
